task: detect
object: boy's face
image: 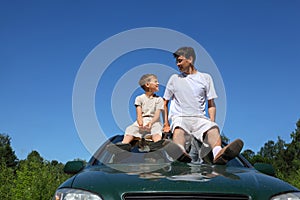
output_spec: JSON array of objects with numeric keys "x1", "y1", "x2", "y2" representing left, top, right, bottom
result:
[
  {"x1": 175, "y1": 55, "x2": 193, "y2": 73},
  {"x1": 146, "y1": 77, "x2": 159, "y2": 92}
]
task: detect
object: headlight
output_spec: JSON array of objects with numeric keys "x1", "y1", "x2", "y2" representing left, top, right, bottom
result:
[
  {"x1": 53, "y1": 188, "x2": 102, "y2": 200},
  {"x1": 271, "y1": 192, "x2": 300, "y2": 200}
]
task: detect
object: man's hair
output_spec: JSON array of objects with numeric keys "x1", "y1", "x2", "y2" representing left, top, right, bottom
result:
[
  {"x1": 139, "y1": 74, "x2": 157, "y2": 91},
  {"x1": 173, "y1": 47, "x2": 196, "y2": 64}
]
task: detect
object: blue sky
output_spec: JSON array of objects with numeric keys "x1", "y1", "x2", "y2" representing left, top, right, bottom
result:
[{"x1": 1, "y1": 0, "x2": 299, "y2": 163}]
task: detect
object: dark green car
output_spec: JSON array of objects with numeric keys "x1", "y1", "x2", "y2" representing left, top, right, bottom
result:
[{"x1": 53, "y1": 135, "x2": 300, "y2": 200}]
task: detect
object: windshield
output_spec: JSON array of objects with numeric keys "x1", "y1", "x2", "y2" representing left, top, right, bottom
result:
[
  {"x1": 92, "y1": 148, "x2": 171, "y2": 165},
  {"x1": 91, "y1": 144, "x2": 248, "y2": 168}
]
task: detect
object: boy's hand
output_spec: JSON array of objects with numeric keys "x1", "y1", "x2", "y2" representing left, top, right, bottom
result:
[
  {"x1": 137, "y1": 119, "x2": 143, "y2": 127},
  {"x1": 143, "y1": 122, "x2": 152, "y2": 132}
]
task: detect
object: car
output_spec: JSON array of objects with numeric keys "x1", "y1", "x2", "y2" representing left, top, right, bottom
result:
[{"x1": 53, "y1": 135, "x2": 300, "y2": 200}]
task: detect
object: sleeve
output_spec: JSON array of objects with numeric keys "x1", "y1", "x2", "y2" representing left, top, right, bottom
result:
[
  {"x1": 163, "y1": 74, "x2": 175, "y2": 100},
  {"x1": 205, "y1": 73, "x2": 218, "y2": 100},
  {"x1": 156, "y1": 97, "x2": 164, "y2": 110},
  {"x1": 134, "y1": 95, "x2": 143, "y2": 107}
]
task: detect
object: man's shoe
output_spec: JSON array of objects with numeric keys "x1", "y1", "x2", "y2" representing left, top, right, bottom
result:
[
  {"x1": 149, "y1": 139, "x2": 166, "y2": 151},
  {"x1": 213, "y1": 139, "x2": 244, "y2": 165},
  {"x1": 177, "y1": 152, "x2": 192, "y2": 163},
  {"x1": 163, "y1": 140, "x2": 192, "y2": 163}
]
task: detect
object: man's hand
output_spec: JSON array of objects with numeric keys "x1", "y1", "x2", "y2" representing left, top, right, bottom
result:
[{"x1": 163, "y1": 124, "x2": 171, "y2": 133}]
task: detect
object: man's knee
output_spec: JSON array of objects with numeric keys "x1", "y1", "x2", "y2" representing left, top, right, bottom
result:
[
  {"x1": 173, "y1": 127, "x2": 185, "y2": 134},
  {"x1": 204, "y1": 127, "x2": 221, "y2": 147}
]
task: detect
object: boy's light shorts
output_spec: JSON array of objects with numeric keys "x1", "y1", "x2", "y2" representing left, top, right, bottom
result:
[
  {"x1": 170, "y1": 116, "x2": 219, "y2": 144},
  {"x1": 125, "y1": 117, "x2": 163, "y2": 138}
]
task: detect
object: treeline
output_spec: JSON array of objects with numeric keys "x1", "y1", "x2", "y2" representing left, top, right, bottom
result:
[
  {"x1": 241, "y1": 119, "x2": 300, "y2": 188},
  {"x1": 0, "y1": 134, "x2": 71, "y2": 199},
  {"x1": 1, "y1": 119, "x2": 300, "y2": 199}
]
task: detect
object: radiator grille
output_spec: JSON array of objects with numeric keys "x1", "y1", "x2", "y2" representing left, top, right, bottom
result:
[{"x1": 123, "y1": 193, "x2": 249, "y2": 200}]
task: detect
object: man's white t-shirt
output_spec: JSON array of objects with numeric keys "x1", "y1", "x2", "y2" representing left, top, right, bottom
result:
[{"x1": 163, "y1": 71, "x2": 218, "y2": 119}]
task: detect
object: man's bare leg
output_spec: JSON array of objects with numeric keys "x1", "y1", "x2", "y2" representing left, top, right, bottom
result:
[
  {"x1": 204, "y1": 127, "x2": 243, "y2": 164},
  {"x1": 164, "y1": 127, "x2": 191, "y2": 162},
  {"x1": 204, "y1": 127, "x2": 222, "y2": 149},
  {"x1": 172, "y1": 127, "x2": 187, "y2": 151}
]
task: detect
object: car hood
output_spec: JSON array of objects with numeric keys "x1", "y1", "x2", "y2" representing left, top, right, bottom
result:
[{"x1": 60, "y1": 162, "x2": 298, "y2": 199}]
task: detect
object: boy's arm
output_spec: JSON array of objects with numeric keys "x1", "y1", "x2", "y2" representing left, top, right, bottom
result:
[
  {"x1": 136, "y1": 105, "x2": 143, "y2": 127},
  {"x1": 207, "y1": 99, "x2": 216, "y2": 122},
  {"x1": 148, "y1": 109, "x2": 161, "y2": 127}
]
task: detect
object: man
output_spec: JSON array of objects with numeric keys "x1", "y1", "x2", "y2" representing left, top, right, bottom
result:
[{"x1": 163, "y1": 47, "x2": 243, "y2": 164}]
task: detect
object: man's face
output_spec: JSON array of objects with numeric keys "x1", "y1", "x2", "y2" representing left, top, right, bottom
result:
[{"x1": 175, "y1": 55, "x2": 193, "y2": 73}]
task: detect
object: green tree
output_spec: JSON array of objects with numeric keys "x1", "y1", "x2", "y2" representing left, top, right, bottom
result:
[
  {"x1": 257, "y1": 137, "x2": 286, "y2": 165},
  {"x1": 284, "y1": 120, "x2": 300, "y2": 171},
  {"x1": 0, "y1": 134, "x2": 18, "y2": 198},
  {"x1": 0, "y1": 133, "x2": 72, "y2": 199},
  {"x1": 40, "y1": 160, "x2": 70, "y2": 199},
  {"x1": 12, "y1": 150, "x2": 70, "y2": 200},
  {"x1": 275, "y1": 119, "x2": 300, "y2": 185},
  {"x1": 0, "y1": 133, "x2": 18, "y2": 167},
  {"x1": 241, "y1": 149, "x2": 267, "y2": 165},
  {"x1": 0, "y1": 161, "x2": 15, "y2": 199},
  {"x1": 12, "y1": 151, "x2": 45, "y2": 200},
  {"x1": 258, "y1": 140, "x2": 276, "y2": 161},
  {"x1": 241, "y1": 149, "x2": 255, "y2": 162}
]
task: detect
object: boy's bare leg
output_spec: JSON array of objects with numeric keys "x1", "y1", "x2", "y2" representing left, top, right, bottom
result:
[
  {"x1": 122, "y1": 135, "x2": 134, "y2": 144},
  {"x1": 151, "y1": 134, "x2": 162, "y2": 142},
  {"x1": 107, "y1": 134, "x2": 133, "y2": 153}
]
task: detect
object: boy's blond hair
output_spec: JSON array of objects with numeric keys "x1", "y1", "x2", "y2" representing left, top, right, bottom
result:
[{"x1": 139, "y1": 74, "x2": 157, "y2": 91}]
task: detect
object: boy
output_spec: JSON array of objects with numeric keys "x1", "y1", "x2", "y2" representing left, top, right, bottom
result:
[
  {"x1": 109, "y1": 74, "x2": 164, "y2": 152},
  {"x1": 123, "y1": 74, "x2": 163, "y2": 144}
]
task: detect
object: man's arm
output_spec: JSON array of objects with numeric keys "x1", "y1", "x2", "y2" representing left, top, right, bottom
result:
[
  {"x1": 208, "y1": 99, "x2": 216, "y2": 122},
  {"x1": 163, "y1": 99, "x2": 170, "y2": 132}
]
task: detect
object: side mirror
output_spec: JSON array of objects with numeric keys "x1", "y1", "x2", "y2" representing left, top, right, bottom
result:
[
  {"x1": 254, "y1": 163, "x2": 275, "y2": 176},
  {"x1": 64, "y1": 161, "x2": 85, "y2": 174}
]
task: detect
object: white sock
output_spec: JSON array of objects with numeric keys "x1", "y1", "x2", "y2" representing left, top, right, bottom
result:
[{"x1": 212, "y1": 146, "x2": 222, "y2": 158}]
